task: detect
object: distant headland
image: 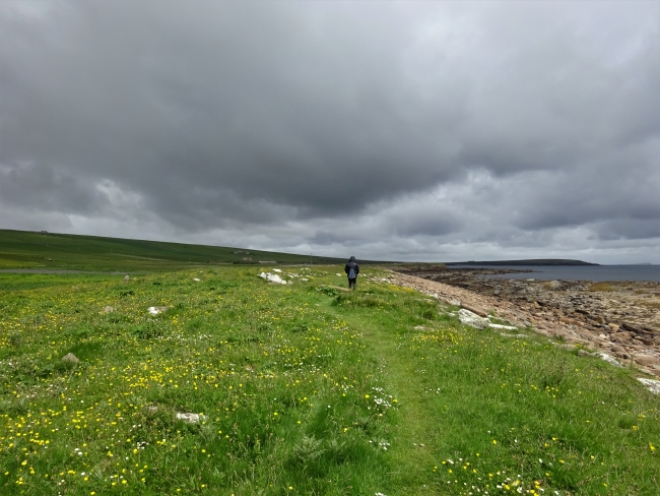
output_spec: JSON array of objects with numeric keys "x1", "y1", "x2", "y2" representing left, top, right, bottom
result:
[{"x1": 446, "y1": 259, "x2": 599, "y2": 266}]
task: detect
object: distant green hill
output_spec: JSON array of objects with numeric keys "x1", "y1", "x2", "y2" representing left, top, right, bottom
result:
[{"x1": 0, "y1": 229, "x2": 344, "y2": 271}]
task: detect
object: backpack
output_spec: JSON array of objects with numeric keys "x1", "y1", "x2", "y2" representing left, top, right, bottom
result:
[{"x1": 348, "y1": 267, "x2": 356, "y2": 279}]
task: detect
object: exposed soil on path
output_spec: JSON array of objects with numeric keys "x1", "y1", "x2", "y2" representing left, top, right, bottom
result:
[{"x1": 388, "y1": 268, "x2": 660, "y2": 378}]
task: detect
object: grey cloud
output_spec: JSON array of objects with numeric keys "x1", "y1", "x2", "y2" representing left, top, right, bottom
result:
[{"x1": 1, "y1": 1, "x2": 659, "y2": 263}]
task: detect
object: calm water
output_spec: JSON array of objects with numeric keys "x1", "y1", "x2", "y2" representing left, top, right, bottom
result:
[{"x1": 448, "y1": 265, "x2": 660, "y2": 282}]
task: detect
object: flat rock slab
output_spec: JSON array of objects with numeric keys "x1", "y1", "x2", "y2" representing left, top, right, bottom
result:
[
  {"x1": 637, "y1": 378, "x2": 660, "y2": 394},
  {"x1": 461, "y1": 303, "x2": 488, "y2": 317},
  {"x1": 489, "y1": 323, "x2": 519, "y2": 331},
  {"x1": 458, "y1": 309, "x2": 519, "y2": 331},
  {"x1": 458, "y1": 308, "x2": 490, "y2": 329}
]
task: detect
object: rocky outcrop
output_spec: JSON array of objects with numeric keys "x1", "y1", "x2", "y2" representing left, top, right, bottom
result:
[{"x1": 390, "y1": 269, "x2": 660, "y2": 378}]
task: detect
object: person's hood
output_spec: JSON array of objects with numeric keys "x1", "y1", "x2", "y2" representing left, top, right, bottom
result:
[{"x1": 349, "y1": 256, "x2": 356, "y2": 262}]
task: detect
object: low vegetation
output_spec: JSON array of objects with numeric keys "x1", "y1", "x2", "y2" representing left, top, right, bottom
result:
[
  {"x1": 0, "y1": 230, "x2": 343, "y2": 271},
  {"x1": 1, "y1": 266, "x2": 659, "y2": 495}
]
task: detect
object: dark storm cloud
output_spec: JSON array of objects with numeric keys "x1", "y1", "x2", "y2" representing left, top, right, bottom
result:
[{"x1": 1, "y1": 1, "x2": 659, "y2": 263}]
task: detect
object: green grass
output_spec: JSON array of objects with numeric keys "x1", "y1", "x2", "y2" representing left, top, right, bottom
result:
[
  {"x1": 1, "y1": 266, "x2": 659, "y2": 495},
  {"x1": 0, "y1": 229, "x2": 345, "y2": 271}
]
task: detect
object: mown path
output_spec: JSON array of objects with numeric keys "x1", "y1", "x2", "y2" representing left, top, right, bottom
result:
[{"x1": 340, "y1": 309, "x2": 448, "y2": 495}]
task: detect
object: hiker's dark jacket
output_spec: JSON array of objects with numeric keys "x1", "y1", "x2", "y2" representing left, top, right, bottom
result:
[{"x1": 344, "y1": 257, "x2": 360, "y2": 278}]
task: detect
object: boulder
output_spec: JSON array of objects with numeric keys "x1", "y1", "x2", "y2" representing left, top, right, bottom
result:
[{"x1": 458, "y1": 309, "x2": 490, "y2": 329}]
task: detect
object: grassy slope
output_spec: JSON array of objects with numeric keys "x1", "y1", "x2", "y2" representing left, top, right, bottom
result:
[
  {"x1": 0, "y1": 229, "x2": 343, "y2": 271},
  {"x1": 1, "y1": 267, "x2": 658, "y2": 495}
]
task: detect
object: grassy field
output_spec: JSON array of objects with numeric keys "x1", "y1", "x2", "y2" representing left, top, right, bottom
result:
[
  {"x1": 0, "y1": 230, "x2": 344, "y2": 271},
  {"x1": 1, "y1": 266, "x2": 659, "y2": 495}
]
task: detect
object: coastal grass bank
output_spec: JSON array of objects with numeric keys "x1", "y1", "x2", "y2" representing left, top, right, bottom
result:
[{"x1": 1, "y1": 266, "x2": 659, "y2": 495}]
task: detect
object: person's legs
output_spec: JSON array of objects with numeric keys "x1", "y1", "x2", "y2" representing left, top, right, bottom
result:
[{"x1": 349, "y1": 278, "x2": 356, "y2": 289}]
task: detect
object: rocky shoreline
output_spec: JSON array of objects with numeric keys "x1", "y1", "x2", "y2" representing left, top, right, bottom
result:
[{"x1": 390, "y1": 267, "x2": 660, "y2": 378}]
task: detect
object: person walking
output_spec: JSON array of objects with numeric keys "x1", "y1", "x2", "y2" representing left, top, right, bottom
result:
[{"x1": 344, "y1": 256, "x2": 360, "y2": 290}]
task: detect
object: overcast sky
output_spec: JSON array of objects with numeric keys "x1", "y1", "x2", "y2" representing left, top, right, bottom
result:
[{"x1": 1, "y1": 1, "x2": 659, "y2": 263}]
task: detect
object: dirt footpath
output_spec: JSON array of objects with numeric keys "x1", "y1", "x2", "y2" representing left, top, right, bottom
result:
[{"x1": 388, "y1": 270, "x2": 660, "y2": 379}]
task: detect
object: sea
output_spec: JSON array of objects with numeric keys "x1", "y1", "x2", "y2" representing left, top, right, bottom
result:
[{"x1": 447, "y1": 264, "x2": 660, "y2": 282}]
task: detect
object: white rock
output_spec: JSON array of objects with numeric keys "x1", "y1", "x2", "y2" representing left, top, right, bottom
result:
[
  {"x1": 272, "y1": 268, "x2": 282, "y2": 273},
  {"x1": 336, "y1": 273, "x2": 342, "y2": 276},
  {"x1": 259, "y1": 272, "x2": 287, "y2": 285},
  {"x1": 638, "y1": 378, "x2": 660, "y2": 394},
  {"x1": 148, "y1": 306, "x2": 169, "y2": 315},
  {"x1": 458, "y1": 309, "x2": 490, "y2": 329},
  {"x1": 101, "y1": 306, "x2": 114, "y2": 314},
  {"x1": 500, "y1": 333, "x2": 528, "y2": 339},
  {"x1": 300, "y1": 278, "x2": 309, "y2": 282},
  {"x1": 489, "y1": 323, "x2": 519, "y2": 331},
  {"x1": 193, "y1": 278, "x2": 201, "y2": 282},
  {"x1": 176, "y1": 413, "x2": 204, "y2": 423},
  {"x1": 594, "y1": 352, "x2": 622, "y2": 367}
]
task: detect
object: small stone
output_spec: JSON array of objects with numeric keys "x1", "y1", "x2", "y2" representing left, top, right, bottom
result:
[
  {"x1": 148, "y1": 306, "x2": 169, "y2": 315},
  {"x1": 101, "y1": 306, "x2": 114, "y2": 314},
  {"x1": 176, "y1": 412, "x2": 204, "y2": 423},
  {"x1": 62, "y1": 353, "x2": 79, "y2": 364},
  {"x1": 193, "y1": 278, "x2": 201, "y2": 282},
  {"x1": 124, "y1": 275, "x2": 130, "y2": 283}
]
